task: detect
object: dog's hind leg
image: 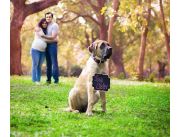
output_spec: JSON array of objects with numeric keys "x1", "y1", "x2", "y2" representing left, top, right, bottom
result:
[
  {"x1": 66, "y1": 101, "x2": 80, "y2": 113},
  {"x1": 66, "y1": 89, "x2": 80, "y2": 113},
  {"x1": 65, "y1": 107, "x2": 79, "y2": 113}
]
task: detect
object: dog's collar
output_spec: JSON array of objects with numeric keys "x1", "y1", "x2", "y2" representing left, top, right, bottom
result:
[{"x1": 92, "y1": 56, "x2": 105, "y2": 64}]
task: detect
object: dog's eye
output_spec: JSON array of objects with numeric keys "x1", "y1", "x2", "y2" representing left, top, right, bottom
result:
[{"x1": 100, "y1": 43, "x2": 105, "y2": 49}]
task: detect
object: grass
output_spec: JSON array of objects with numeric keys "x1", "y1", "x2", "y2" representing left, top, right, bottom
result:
[{"x1": 10, "y1": 76, "x2": 170, "y2": 137}]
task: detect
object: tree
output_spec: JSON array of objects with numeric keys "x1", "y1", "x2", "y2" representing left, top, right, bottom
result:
[
  {"x1": 107, "y1": 0, "x2": 120, "y2": 44},
  {"x1": 157, "y1": 60, "x2": 166, "y2": 79},
  {"x1": 137, "y1": 0, "x2": 151, "y2": 80},
  {"x1": 159, "y1": 0, "x2": 170, "y2": 74},
  {"x1": 10, "y1": 0, "x2": 60, "y2": 75},
  {"x1": 107, "y1": 0, "x2": 120, "y2": 75},
  {"x1": 66, "y1": 0, "x2": 108, "y2": 40}
]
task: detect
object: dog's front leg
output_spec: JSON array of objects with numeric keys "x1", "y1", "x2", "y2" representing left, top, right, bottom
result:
[
  {"x1": 86, "y1": 82, "x2": 94, "y2": 116},
  {"x1": 100, "y1": 91, "x2": 106, "y2": 112}
]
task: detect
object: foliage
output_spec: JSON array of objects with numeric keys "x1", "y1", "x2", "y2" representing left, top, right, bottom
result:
[
  {"x1": 118, "y1": 72, "x2": 126, "y2": 80},
  {"x1": 164, "y1": 75, "x2": 170, "y2": 83},
  {"x1": 146, "y1": 72, "x2": 157, "y2": 82},
  {"x1": 11, "y1": 76, "x2": 170, "y2": 137},
  {"x1": 59, "y1": 66, "x2": 68, "y2": 77},
  {"x1": 70, "y1": 65, "x2": 82, "y2": 77}
]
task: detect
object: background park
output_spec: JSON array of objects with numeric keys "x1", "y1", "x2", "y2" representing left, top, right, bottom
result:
[{"x1": 10, "y1": 0, "x2": 170, "y2": 137}]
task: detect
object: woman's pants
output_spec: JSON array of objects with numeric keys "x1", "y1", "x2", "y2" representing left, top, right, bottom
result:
[{"x1": 31, "y1": 48, "x2": 45, "y2": 82}]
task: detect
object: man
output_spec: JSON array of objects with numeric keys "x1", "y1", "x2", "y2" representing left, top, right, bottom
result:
[{"x1": 41, "y1": 12, "x2": 59, "y2": 84}]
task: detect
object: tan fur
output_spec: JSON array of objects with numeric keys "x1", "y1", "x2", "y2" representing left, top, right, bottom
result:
[{"x1": 67, "y1": 40, "x2": 110, "y2": 116}]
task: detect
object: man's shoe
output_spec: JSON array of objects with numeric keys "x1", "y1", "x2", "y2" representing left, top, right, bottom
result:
[
  {"x1": 46, "y1": 80, "x2": 51, "y2": 84},
  {"x1": 54, "y1": 81, "x2": 59, "y2": 84}
]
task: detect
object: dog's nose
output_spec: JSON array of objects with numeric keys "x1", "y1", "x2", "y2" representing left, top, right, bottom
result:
[
  {"x1": 108, "y1": 47, "x2": 112, "y2": 56},
  {"x1": 104, "y1": 47, "x2": 112, "y2": 59}
]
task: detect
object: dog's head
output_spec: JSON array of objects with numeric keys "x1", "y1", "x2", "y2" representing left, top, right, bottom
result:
[{"x1": 88, "y1": 40, "x2": 112, "y2": 62}]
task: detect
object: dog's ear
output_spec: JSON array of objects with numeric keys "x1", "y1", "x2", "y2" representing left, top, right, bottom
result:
[{"x1": 88, "y1": 43, "x2": 94, "y2": 53}]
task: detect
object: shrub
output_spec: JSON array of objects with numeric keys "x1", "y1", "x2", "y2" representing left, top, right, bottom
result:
[
  {"x1": 118, "y1": 72, "x2": 126, "y2": 79},
  {"x1": 70, "y1": 65, "x2": 82, "y2": 77},
  {"x1": 148, "y1": 72, "x2": 156, "y2": 82},
  {"x1": 164, "y1": 76, "x2": 170, "y2": 83},
  {"x1": 130, "y1": 72, "x2": 139, "y2": 81},
  {"x1": 59, "y1": 66, "x2": 68, "y2": 77}
]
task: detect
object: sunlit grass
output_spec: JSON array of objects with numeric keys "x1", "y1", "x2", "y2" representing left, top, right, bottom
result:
[{"x1": 11, "y1": 76, "x2": 170, "y2": 137}]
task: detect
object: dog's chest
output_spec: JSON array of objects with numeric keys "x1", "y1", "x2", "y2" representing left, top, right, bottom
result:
[{"x1": 88, "y1": 63, "x2": 105, "y2": 75}]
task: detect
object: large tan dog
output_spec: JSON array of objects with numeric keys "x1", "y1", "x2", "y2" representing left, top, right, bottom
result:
[{"x1": 67, "y1": 40, "x2": 112, "y2": 116}]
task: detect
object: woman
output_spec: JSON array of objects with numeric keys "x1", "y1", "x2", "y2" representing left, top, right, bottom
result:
[{"x1": 31, "y1": 18, "x2": 48, "y2": 85}]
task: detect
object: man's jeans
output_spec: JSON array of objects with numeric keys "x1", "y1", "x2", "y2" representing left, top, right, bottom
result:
[
  {"x1": 31, "y1": 48, "x2": 45, "y2": 82},
  {"x1": 46, "y1": 42, "x2": 59, "y2": 83}
]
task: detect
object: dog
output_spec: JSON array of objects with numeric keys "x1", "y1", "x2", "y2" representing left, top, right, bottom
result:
[{"x1": 66, "y1": 40, "x2": 112, "y2": 116}]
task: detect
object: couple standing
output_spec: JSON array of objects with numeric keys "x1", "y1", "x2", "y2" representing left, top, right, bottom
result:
[{"x1": 31, "y1": 12, "x2": 59, "y2": 85}]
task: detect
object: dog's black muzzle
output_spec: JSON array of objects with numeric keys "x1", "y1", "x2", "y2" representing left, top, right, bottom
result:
[{"x1": 104, "y1": 47, "x2": 112, "y2": 60}]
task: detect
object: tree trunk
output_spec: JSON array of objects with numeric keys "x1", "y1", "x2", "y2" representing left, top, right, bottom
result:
[
  {"x1": 159, "y1": 0, "x2": 170, "y2": 74},
  {"x1": 108, "y1": 0, "x2": 120, "y2": 44},
  {"x1": 85, "y1": 29, "x2": 90, "y2": 48},
  {"x1": 98, "y1": 10, "x2": 108, "y2": 40},
  {"x1": 138, "y1": 27, "x2": 148, "y2": 80},
  {"x1": 107, "y1": 0, "x2": 120, "y2": 76},
  {"x1": 97, "y1": 0, "x2": 108, "y2": 40},
  {"x1": 10, "y1": 8, "x2": 26, "y2": 75},
  {"x1": 157, "y1": 60, "x2": 166, "y2": 79},
  {"x1": 99, "y1": 23, "x2": 108, "y2": 40},
  {"x1": 111, "y1": 44, "x2": 126, "y2": 77},
  {"x1": 138, "y1": 0, "x2": 151, "y2": 80}
]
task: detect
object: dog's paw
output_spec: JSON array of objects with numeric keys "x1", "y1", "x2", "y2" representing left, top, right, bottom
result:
[
  {"x1": 73, "y1": 110, "x2": 79, "y2": 113},
  {"x1": 86, "y1": 111, "x2": 93, "y2": 116},
  {"x1": 65, "y1": 107, "x2": 72, "y2": 112}
]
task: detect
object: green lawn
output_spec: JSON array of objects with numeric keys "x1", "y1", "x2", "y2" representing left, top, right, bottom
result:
[{"x1": 10, "y1": 76, "x2": 170, "y2": 137}]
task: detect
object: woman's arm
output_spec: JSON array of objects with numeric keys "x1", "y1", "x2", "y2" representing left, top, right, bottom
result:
[
  {"x1": 35, "y1": 27, "x2": 43, "y2": 37},
  {"x1": 34, "y1": 27, "x2": 41, "y2": 32},
  {"x1": 41, "y1": 31, "x2": 58, "y2": 40},
  {"x1": 42, "y1": 38, "x2": 56, "y2": 42},
  {"x1": 41, "y1": 25, "x2": 58, "y2": 40},
  {"x1": 41, "y1": 34, "x2": 56, "y2": 40}
]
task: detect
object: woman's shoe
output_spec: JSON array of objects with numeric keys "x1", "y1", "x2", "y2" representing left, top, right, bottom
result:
[{"x1": 35, "y1": 82, "x2": 40, "y2": 85}]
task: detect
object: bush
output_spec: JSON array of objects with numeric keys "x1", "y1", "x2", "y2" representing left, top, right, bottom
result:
[
  {"x1": 41, "y1": 66, "x2": 68, "y2": 76},
  {"x1": 130, "y1": 72, "x2": 139, "y2": 81},
  {"x1": 148, "y1": 72, "x2": 156, "y2": 82},
  {"x1": 118, "y1": 72, "x2": 126, "y2": 79},
  {"x1": 59, "y1": 66, "x2": 68, "y2": 77},
  {"x1": 70, "y1": 65, "x2": 82, "y2": 77},
  {"x1": 164, "y1": 76, "x2": 170, "y2": 83}
]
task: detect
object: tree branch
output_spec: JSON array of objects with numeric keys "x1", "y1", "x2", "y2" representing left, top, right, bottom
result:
[
  {"x1": 67, "y1": 10, "x2": 100, "y2": 25},
  {"x1": 11, "y1": 0, "x2": 26, "y2": 7},
  {"x1": 57, "y1": 15, "x2": 80, "y2": 23},
  {"x1": 84, "y1": 0, "x2": 99, "y2": 13},
  {"x1": 25, "y1": 0, "x2": 60, "y2": 16}
]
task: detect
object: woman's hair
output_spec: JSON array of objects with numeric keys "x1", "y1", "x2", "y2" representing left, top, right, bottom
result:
[{"x1": 38, "y1": 18, "x2": 47, "y2": 34}]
